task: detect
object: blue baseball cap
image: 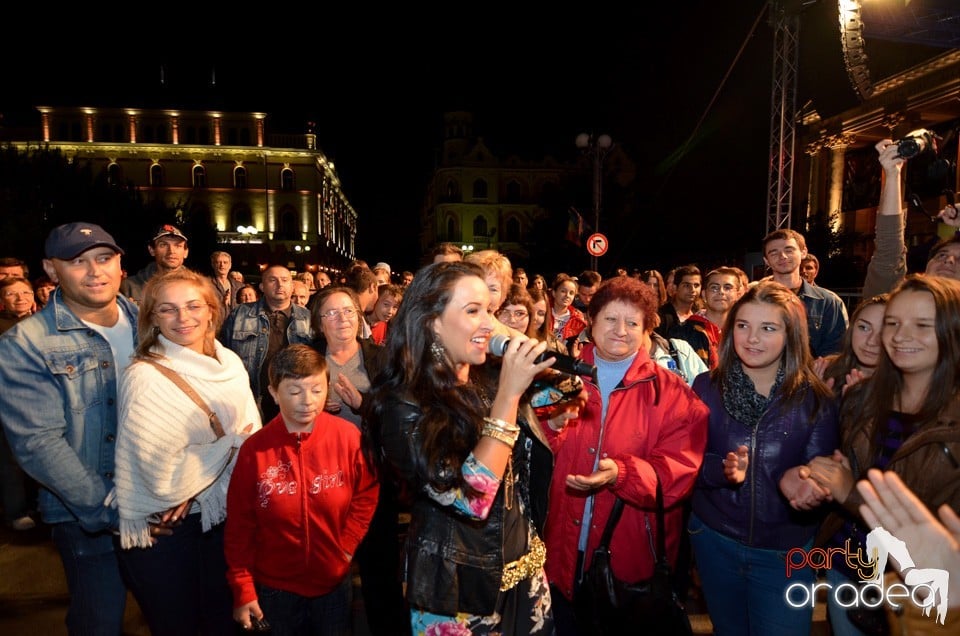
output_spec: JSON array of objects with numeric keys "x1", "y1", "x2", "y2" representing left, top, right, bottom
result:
[{"x1": 44, "y1": 222, "x2": 124, "y2": 260}]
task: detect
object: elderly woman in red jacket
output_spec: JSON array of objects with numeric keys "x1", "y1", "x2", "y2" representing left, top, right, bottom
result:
[{"x1": 541, "y1": 275, "x2": 709, "y2": 635}]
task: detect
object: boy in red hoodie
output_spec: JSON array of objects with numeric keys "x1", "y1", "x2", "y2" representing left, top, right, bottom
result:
[{"x1": 225, "y1": 344, "x2": 379, "y2": 633}]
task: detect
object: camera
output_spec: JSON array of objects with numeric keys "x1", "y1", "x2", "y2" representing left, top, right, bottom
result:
[{"x1": 895, "y1": 129, "x2": 935, "y2": 160}]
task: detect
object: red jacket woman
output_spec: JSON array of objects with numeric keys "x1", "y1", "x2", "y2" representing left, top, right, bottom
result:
[{"x1": 541, "y1": 276, "x2": 709, "y2": 608}]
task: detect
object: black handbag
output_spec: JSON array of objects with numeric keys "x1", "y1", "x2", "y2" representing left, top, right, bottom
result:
[{"x1": 573, "y1": 477, "x2": 693, "y2": 636}]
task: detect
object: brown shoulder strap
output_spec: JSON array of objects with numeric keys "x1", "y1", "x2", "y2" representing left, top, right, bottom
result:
[{"x1": 140, "y1": 359, "x2": 226, "y2": 439}]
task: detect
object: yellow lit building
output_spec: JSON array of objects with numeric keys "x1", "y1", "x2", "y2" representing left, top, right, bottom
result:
[
  {"x1": 9, "y1": 105, "x2": 357, "y2": 276},
  {"x1": 420, "y1": 111, "x2": 572, "y2": 267}
]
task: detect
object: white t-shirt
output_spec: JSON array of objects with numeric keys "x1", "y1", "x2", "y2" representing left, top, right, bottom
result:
[{"x1": 83, "y1": 307, "x2": 135, "y2": 389}]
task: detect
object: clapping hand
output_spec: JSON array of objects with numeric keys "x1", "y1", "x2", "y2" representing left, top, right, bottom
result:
[
  {"x1": 332, "y1": 372, "x2": 362, "y2": 411},
  {"x1": 723, "y1": 445, "x2": 749, "y2": 484}
]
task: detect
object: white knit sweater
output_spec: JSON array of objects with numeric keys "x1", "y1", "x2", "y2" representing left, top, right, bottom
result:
[{"x1": 115, "y1": 335, "x2": 262, "y2": 549}]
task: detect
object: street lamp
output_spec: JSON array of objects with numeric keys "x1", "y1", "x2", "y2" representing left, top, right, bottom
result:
[{"x1": 576, "y1": 133, "x2": 613, "y2": 271}]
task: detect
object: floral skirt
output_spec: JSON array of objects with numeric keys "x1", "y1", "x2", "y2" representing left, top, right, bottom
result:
[{"x1": 410, "y1": 568, "x2": 553, "y2": 635}]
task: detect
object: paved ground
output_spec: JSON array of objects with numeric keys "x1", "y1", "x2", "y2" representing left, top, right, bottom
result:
[
  {"x1": 0, "y1": 520, "x2": 372, "y2": 636},
  {"x1": 0, "y1": 519, "x2": 829, "y2": 635}
]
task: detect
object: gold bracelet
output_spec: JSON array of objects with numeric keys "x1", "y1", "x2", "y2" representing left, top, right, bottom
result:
[
  {"x1": 482, "y1": 428, "x2": 518, "y2": 448},
  {"x1": 483, "y1": 416, "x2": 520, "y2": 433}
]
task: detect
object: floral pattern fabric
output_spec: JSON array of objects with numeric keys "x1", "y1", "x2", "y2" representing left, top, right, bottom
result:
[
  {"x1": 424, "y1": 454, "x2": 501, "y2": 519},
  {"x1": 410, "y1": 565, "x2": 553, "y2": 635}
]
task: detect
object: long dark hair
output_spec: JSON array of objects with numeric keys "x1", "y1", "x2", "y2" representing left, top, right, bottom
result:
[
  {"x1": 822, "y1": 294, "x2": 888, "y2": 396},
  {"x1": 361, "y1": 261, "x2": 491, "y2": 493},
  {"x1": 844, "y1": 275, "x2": 960, "y2": 457},
  {"x1": 713, "y1": 280, "x2": 831, "y2": 413}
]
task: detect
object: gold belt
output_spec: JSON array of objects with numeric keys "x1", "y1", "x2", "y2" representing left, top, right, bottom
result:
[{"x1": 500, "y1": 535, "x2": 547, "y2": 592}]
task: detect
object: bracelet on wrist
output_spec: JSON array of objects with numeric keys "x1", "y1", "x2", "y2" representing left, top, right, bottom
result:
[
  {"x1": 483, "y1": 416, "x2": 519, "y2": 432},
  {"x1": 482, "y1": 427, "x2": 518, "y2": 448}
]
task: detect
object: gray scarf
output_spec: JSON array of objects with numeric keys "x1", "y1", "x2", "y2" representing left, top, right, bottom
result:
[{"x1": 721, "y1": 360, "x2": 785, "y2": 426}]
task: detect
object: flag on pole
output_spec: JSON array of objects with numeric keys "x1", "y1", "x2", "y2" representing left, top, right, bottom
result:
[{"x1": 566, "y1": 207, "x2": 584, "y2": 246}]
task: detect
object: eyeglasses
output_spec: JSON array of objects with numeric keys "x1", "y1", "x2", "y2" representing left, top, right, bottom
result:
[
  {"x1": 319, "y1": 307, "x2": 357, "y2": 321},
  {"x1": 2, "y1": 290, "x2": 34, "y2": 299},
  {"x1": 497, "y1": 309, "x2": 529, "y2": 320},
  {"x1": 707, "y1": 284, "x2": 739, "y2": 294},
  {"x1": 154, "y1": 302, "x2": 209, "y2": 318}
]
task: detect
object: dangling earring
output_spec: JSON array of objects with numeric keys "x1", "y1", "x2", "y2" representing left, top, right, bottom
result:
[
  {"x1": 430, "y1": 338, "x2": 446, "y2": 363},
  {"x1": 153, "y1": 326, "x2": 161, "y2": 336}
]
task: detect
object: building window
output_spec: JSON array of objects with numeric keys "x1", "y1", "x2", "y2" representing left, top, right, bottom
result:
[
  {"x1": 505, "y1": 181, "x2": 522, "y2": 203},
  {"x1": 473, "y1": 215, "x2": 487, "y2": 238},
  {"x1": 280, "y1": 168, "x2": 295, "y2": 191},
  {"x1": 240, "y1": 129, "x2": 251, "y2": 146},
  {"x1": 193, "y1": 165, "x2": 207, "y2": 188},
  {"x1": 150, "y1": 164, "x2": 164, "y2": 187},
  {"x1": 505, "y1": 216, "x2": 521, "y2": 242},
  {"x1": 156, "y1": 124, "x2": 168, "y2": 143},
  {"x1": 100, "y1": 123, "x2": 111, "y2": 142},
  {"x1": 115, "y1": 124, "x2": 125, "y2": 142},
  {"x1": 446, "y1": 217, "x2": 456, "y2": 241},
  {"x1": 445, "y1": 180, "x2": 459, "y2": 201},
  {"x1": 472, "y1": 178, "x2": 487, "y2": 199},
  {"x1": 184, "y1": 126, "x2": 196, "y2": 144},
  {"x1": 278, "y1": 206, "x2": 299, "y2": 239},
  {"x1": 234, "y1": 166, "x2": 247, "y2": 189},
  {"x1": 226, "y1": 127, "x2": 238, "y2": 146},
  {"x1": 141, "y1": 125, "x2": 154, "y2": 143},
  {"x1": 107, "y1": 163, "x2": 122, "y2": 186},
  {"x1": 199, "y1": 126, "x2": 210, "y2": 144},
  {"x1": 232, "y1": 203, "x2": 252, "y2": 229}
]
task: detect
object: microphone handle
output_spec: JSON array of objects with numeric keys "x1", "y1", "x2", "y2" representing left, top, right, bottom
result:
[{"x1": 534, "y1": 350, "x2": 596, "y2": 379}]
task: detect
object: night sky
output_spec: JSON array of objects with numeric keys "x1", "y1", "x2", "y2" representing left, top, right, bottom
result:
[{"x1": 1, "y1": 2, "x2": 945, "y2": 275}]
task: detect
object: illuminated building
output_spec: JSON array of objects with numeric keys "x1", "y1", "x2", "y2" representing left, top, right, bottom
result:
[{"x1": 8, "y1": 106, "x2": 356, "y2": 277}]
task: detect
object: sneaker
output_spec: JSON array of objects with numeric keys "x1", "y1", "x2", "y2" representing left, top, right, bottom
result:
[{"x1": 11, "y1": 515, "x2": 35, "y2": 531}]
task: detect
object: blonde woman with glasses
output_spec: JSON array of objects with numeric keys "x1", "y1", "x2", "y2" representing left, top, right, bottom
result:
[{"x1": 114, "y1": 268, "x2": 261, "y2": 635}]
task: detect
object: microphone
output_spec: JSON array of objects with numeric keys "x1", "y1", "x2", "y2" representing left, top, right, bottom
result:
[{"x1": 487, "y1": 334, "x2": 597, "y2": 379}]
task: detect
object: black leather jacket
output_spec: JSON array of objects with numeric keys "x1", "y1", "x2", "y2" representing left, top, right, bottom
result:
[{"x1": 374, "y1": 392, "x2": 552, "y2": 616}]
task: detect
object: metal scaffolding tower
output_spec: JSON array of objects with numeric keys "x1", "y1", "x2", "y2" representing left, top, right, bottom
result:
[{"x1": 765, "y1": 2, "x2": 801, "y2": 235}]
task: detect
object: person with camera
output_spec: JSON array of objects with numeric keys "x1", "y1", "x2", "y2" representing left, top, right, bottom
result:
[{"x1": 862, "y1": 135, "x2": 960, "y2": 300}]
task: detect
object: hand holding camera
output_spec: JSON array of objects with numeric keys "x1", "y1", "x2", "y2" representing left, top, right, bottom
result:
[{"x1": 894, "y1": 128, "x2": 936, "y2": 160}]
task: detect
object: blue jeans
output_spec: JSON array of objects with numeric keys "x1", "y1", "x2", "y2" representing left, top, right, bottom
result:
[
  {"x1": 257, "y1": 575, "x2": 351, "y2": 636},
  {"x1": 50, "y1": 521, "x2": 127, "y2": 636},
  {"x1": 689, "y1": 513, "x2": 815, "y2": 636},
  {"x1": 115, "y1": 513, "x2": 235, "y2": 636}
]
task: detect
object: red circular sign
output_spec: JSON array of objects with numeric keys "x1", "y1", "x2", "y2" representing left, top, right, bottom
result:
[{"x1": 586, "y1": 233, "x2": 609, "y2": 257}]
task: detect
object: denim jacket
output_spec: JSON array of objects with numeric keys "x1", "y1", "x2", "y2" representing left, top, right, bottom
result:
[
  {"x1": 219, "y1": 299, "x2": 312, "y2": 397},
  {"x1": 798, "y1": 280, "x2": 848, "y2": 358},
  {"x1": 0, "y1": 288, "x2": 139, "y2": 531}
]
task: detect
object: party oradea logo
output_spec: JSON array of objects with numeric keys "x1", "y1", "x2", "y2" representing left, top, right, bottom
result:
[{"x1": 784, "y1": 526, "x2": 950, "y2": 626}]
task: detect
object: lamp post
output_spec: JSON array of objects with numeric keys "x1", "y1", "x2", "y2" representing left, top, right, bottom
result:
[{"x1": 575, "y1": 133, "x2": 613, "y2": 271}]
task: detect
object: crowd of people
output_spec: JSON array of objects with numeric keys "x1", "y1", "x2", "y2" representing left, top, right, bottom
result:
[{"x1": 0, "y1": 138, "x2": 959, "y2": 636}]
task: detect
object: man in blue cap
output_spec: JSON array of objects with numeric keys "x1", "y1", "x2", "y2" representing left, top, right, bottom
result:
[{"x1": 0, "y1": 222, "x2": 136, "y2": 634}]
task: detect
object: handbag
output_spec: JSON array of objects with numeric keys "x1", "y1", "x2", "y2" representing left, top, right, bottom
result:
[{"x1": 573, "y1": 476, "x2": 693, "y2": 636}]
